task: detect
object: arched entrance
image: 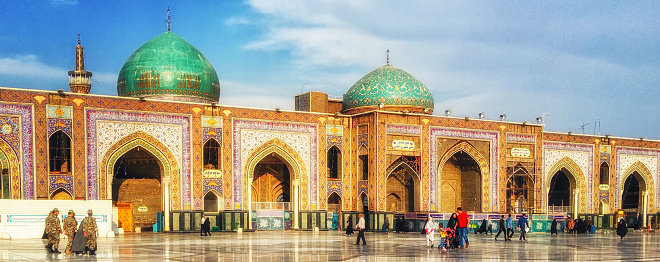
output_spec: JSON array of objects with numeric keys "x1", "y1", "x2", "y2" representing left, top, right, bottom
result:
[
  {"x1": 327, "y1": 193, "x2": 341, "y2": 230},
  {"x1": 204, "y1": 191, "x2": 220, "y2": 212},
  {"x1": 506, "y1": 163, "x2": 535, "y2": 213},
  {"x1": 50, "y1": 188, "x2": 72, "y2": 200},
  {"x1": 112, "y1": 146, "x2": 162, "y2": 232},
  {"x1": 385, "y1": 161, "x2": 420, "y2": 212},
  {"x1": 548, "y1": 169, "x2": 575, "y2": 214},
  {"x1": 0, "y1": 138, "x2": 20, "y2": 199},
  {"x1": 439, "y1": 151, "x2": 482, "y2": 213},
  {"x1": 622, "y1": 172, "x2": 647, "y2": 227},
  {"x1": 100, "y1": 132, "x2": 180, "y2": 232},
  {"x1": 251, "y1": 153, "x2": 291, "y2": 203},
  {"x1": 546, "y1": 157, "x2": 586, "y2": 216}
]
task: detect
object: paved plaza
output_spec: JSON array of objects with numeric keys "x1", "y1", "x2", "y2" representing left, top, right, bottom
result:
[{"x1": 1, "y1": 230, "x2": 659, "y2": 261}]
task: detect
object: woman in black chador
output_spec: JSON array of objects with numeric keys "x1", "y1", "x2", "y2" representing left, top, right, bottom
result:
[
  {"x1": 345, "y1": 216, "x2": 354, "y2": 236},
  {"x1": 617, "y1": 218, "x2": 628, "y2": 240},
  {"x1": 477, "y1": 219, "x2": 487, "y2": 234},
  {"x1": 550, "y1": 219, "x2": 558, "y2": 236},
  {"x1": 447, "y1": 213, "x2": 459, "y2": 231}
]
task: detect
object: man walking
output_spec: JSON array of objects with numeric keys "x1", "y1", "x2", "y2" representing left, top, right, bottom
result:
[
  {"x1": 495, "y1": 215, "x2": 506, "y2": 241},
  {"x1": 62, "y1": 210, "x2": 78, "y2": 254},
  {"x1": 506, "y1": 214, "x2": 514, "y2": 241},
  {"x1": 518, "y1": 213, "x2": 529, "y2": 242},
  {"x1": 44, "y1": 208, "x2": 62, "y2": 253},
  {"x1": 355, "y1": 213, "x2": 366, "y2": 245},
  {"x1": 456, "y1": 207, "x2": 469, "y2": 249},
  {"x1": 82, "y1": 209, "x2": 99, "y2": 255}
]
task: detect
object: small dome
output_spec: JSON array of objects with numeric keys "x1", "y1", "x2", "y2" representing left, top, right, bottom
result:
[
  {"x1": 117, "y1": 32, "x2": 220, "y2": 103},
  {"x1": 342, "y1": 64, "x2": 434, "y2": 114}
]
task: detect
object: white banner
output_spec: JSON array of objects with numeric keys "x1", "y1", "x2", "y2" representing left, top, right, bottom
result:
[{"x1": 392, "y1": 140, "x2": 415, "y2": 150}]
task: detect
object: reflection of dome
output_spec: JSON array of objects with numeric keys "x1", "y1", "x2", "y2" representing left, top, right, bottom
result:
[
  {"x1": 117, "y1": 32, "x2": 220, "y2": 103},
  {"x1": 342, "y1": 64, "x2": 434, "y2": 114}
]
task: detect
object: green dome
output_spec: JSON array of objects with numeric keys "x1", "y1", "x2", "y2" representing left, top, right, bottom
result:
[
  {"x1": 342, "y1": 64, "x2": 434, "y2": 113},
  {"x1": 117, "y1": 32, "x2": 220, "y2": 103}
]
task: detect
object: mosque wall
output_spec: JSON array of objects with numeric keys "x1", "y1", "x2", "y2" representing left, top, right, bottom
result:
[{"x1": 3, "y1": 87, "x2": 660, "y2": 223}]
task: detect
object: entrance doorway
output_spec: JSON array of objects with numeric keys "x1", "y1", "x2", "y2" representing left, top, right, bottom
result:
[
  {"x1": 548, "y1": 169, "x2": 574, "y2": 213},
  {"x1": 328, "y1": 193, "x2": 341, "y2": 230},
  {"x1": 386, "y1": 164, "x2": 419, "y2": 212},
  {"x1": 506, "y1": 164, "x2": 535, "y2": 213},
  {"x1": 622, "y1": 172, "x2": 647, "y2": 226},
  {"x1": 440, "y1": 151, "x2": 482, "y2": 213},
  {"x1": 251, "y1": 153, "x2": 292, "y2": 230},
  {"x1": 112, "y1": 146, "x2": 162, "y2": 232}
]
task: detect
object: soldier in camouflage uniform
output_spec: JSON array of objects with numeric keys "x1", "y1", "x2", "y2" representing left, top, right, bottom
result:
[
  {"x1": 44, "y1": 208, "x2": 62, "y2": 253},
  {"x1": 62, "y1": 210, "x2": 78, "y2": 254},
  {"x1": 82, "y1": 209, "x2": 98, "y2": 255}
]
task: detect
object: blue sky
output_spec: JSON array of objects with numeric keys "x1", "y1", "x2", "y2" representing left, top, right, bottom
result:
[{"x1": 1, "y1": 0, "x2": 659, "y2": 139}]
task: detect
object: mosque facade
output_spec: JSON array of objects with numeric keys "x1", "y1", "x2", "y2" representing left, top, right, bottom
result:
[{"x1": 1, "y1": 29, "x2": 659, "y2": 236}]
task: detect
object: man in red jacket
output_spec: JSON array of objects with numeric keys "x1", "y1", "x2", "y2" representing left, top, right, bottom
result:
[{"x1": 457, "y1": 207, "x2": 470, "y2": 249}]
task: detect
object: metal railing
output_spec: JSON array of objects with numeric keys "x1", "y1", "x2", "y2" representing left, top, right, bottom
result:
[
  {"x1": 548, "y1": 205, "x2": 571, "y2": 213},
  {"x1": 251, "y1": 202, "x2": 290, "y2": 210}
]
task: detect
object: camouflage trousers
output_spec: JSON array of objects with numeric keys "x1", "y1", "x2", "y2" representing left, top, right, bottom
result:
[
  {"x1": 86, "y1": 234, "x2": 97, "y2": 250},
  {"x1": 47, "y1": 233, "x2": 59, "y2": 249},
  {"x1": 65, "y1": 231, "x2": 75, "y2": 252}
]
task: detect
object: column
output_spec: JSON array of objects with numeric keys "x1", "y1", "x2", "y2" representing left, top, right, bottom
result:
[
  {"x1": 293, "y1": 180, "x2": 300, "y2": 229},
  {"x1": 247, "y1": 188, "x2": 252, "y2": 230},
  {"x1": 642, "y1": 191, "x2": 649, "y2": 227},
  {"x1": 573, "y1": 190, "x2": 580, "y2": 218},
  {"x1": 164, "y1": 182, "x2": 170, "y2": 231}
]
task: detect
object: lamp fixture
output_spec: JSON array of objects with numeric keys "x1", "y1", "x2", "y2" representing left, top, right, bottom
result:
[
  {"x1": 445, "y1": 109, "x2": 452, "y2": 116},
  {"x1": 478, "y1": 112, "x2": 485, "y2": 119},
  {"x1": 57, "y1": 89, "x2": 65, "y2": 96},
  {"x1": 499, "y1": 114, "x2": 506, "y2": 121},
  {"x1": 536, "y1": 117, "x2": 543, "y2": 124}
]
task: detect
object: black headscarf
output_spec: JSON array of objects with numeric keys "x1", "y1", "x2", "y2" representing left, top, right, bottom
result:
[
  {"x1": 617, "y1": 219, "x2": 628, "y2": 238},
  {"x1": 551, "y1": 219, "x2": 558, "y2": 234},
  {"x1": 448, "y1": 213, "x2": 458, "y2": 230}
]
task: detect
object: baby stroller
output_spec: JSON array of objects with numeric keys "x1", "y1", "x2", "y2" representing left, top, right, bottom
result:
[{"x1": 442, "y1": 228, "x2": 459, "y2": 250}]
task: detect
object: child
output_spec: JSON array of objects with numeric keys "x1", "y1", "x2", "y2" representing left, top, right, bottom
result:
[{"x1": 437, "y1": 223, "x2": 447, "y2": 253}]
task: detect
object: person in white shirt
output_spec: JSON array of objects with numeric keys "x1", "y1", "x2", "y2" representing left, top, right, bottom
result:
[
  {"x1": 354, "y1": 213, "x2": 366, "y2": 245},
  {"x1": 424, "y1": 217, "x2": 436, "y2": 247}
]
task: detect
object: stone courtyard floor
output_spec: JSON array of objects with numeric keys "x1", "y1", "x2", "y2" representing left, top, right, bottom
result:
[{"x1": 1, "y1": 230, "x2": 659, "y2": 261}]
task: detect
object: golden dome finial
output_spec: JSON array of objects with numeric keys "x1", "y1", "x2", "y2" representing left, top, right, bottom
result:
[
  {"x1": 386, "y1": 49, "x2": 390, "y2": 65},
  {"x1": 166, "y1": 7, "x2": 171, "y2": 32}
]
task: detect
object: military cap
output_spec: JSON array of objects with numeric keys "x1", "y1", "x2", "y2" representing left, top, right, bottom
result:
[
  {"x1": 52, "y1": 208, "x2": 59, "y2": 213},
  {"x1": 87, "y1": 209, "x2": 93, "y2": 215},
  {"x1": 68, "y1": 209, "x2": 75, "y2": 214}
]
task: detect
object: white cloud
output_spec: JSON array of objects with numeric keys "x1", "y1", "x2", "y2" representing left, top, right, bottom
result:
[
  {"x1": 0, "y1": 55, "x2": 67, "y2": 79},
  {"x1": 49, "y1": 0, "x2": 79, "y2": 6}
]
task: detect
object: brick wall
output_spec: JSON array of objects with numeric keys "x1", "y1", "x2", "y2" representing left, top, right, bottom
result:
[{"x1": 116, "y1": 179, "x2": 161, "y2": 229}]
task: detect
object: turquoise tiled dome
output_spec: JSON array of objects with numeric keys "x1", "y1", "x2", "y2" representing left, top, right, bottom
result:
[
  {"x1": 342, "y1": 64, "x2": 434, "y2": 113},
  {"x1": 117, "y1": 32, "x2": 220, "y2": 103}
]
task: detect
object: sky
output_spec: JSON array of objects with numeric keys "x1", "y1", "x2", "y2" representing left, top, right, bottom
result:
[{"x1": 1, "y1": 0, "x2": 659, "y2": 139}]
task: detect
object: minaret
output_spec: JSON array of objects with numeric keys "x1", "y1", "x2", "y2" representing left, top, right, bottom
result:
[{"x1": 68, "y1": 34, "x2": 93, "y2": 94}]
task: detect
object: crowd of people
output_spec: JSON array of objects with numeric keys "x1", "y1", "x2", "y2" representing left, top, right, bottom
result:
[{"x1": 42, "y1": 208, "x2": 99, "y2": 256}]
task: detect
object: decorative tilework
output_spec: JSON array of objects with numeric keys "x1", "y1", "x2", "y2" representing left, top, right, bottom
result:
[
  {"x1": 326, "y1": 135, "x2": 342, "y2": 150},
  {"x1": 47, "y1": 118, "x2": 72, "y2": 138},
  {"x1": 357, "y1": 134, "x2": 368, "y2": 149},
  {"x1": 49, "y1": 175, "x2": 73, "y2": 196},
  {"x1": 202, "y1": 128, "x2": 222, "y2": 143},
  {"x1": 0, "y1": 103, "x2": 34, "y2": 199},
  {"x1": 201, "y1": 116, "x2": 222, "y2": 128},
  {"x1": 358, "y1": 180, "x2": 368, "y2": 196},
  {"x1": 233, "y1": 119, "x2": 317, "y2": 210},
  {"x1": 326, "y1": 125, "x2": 342, "y2": 136},
  {"x1": 327, "y1": 181, "x2": 342, "y2": 197},
  {"x1": 46, "y1": 105, "x2": 72, "y2": 119},
  {"x1": 86, "y1": 109, "x2": 191, "y2": 208},
  {"x1": 296, "y1": 93, "x2": 310, "y2": 112},
  {"x1": 203, "y1": 178, "x2": 223, "y2": 197},
  {"x1": 615, "y1": 147, "x2": 660, "y2": 211},
  {"x1": 386, "y1": 124, "x2": 421, "y2": 135},
  {"x1": 430, "y1": 127, "x2": 499, "y2": 212},
  {"x1": 506, "y1": 133, "x2": 535, "y2": 143},
  {"x1": 542, "y1": 142, "x2": 594, "y2": 213},
  {"x1": 0, "y1": 116, "x2": 20, "y2": 153}
]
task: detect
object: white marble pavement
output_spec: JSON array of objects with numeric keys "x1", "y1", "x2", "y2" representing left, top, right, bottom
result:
[{"x1": 0, "y1": 230, "x2": 659, "y2": 261}]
